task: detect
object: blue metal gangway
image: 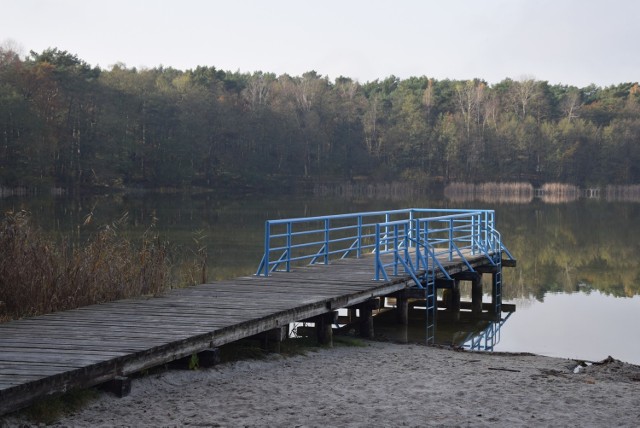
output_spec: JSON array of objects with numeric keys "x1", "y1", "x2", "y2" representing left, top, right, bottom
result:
[{"x1": 256, "y1": 208, "x2": 513, "y2": 280}]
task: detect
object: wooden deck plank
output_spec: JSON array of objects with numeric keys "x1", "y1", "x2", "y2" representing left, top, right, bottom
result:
[{"x1": 0, "y1": 343, "x2": 155, "y2": 353}]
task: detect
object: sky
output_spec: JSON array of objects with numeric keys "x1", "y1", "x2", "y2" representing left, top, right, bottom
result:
[{"x1": 2, "y1": 0, "x2": 639, "y2": 87}]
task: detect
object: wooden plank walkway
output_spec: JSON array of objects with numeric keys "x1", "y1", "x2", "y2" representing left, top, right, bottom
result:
[{"x1": 0, "y1": 251, "x2": 494, "y2": 415}]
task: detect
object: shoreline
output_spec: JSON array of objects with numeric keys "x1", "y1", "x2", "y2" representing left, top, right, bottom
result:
[{"x1": 3, "y1": 340, "x2": 639, "y2": 427}]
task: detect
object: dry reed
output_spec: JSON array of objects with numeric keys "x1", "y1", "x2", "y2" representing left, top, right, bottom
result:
[
  {"x1": 0, "y1": 211, "x2": 170, "y2": 322},
  {"x1": 447, "y1": 182, "x2": 640, "y2": 203},
  {"x1": 0, "y1": 186, "x2": 28, "y2": 198},
  {"x1": 313, "y1": 182, "x2": 428, "y2": 201},
  {"x1": 538, "y1": 183, "x2": 580, "y2": 203},
  {"x1": 444, "y1": 182, "x2": 534, "y2": 204},
  {"x1": 605, "y1": 185, "x2": 640, "y2": 202}
]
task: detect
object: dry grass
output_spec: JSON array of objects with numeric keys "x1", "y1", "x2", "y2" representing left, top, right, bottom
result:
[
  {"x1": 0, "y1": 211, "x2": 171, "y2": 322},
  {"x1": 174, "y1": 229, "x2": 209, "y2": 287}
]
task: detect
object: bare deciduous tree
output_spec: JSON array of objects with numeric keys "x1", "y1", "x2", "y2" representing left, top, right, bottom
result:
[
  {"x1": 509, "y1": 76, "x2": 540, "y2": 119},
  {"x1": 242, "y1": 72, "x2": 273, "y2": 111},
  {"x1": 363, "y1": 94, "x2": 382, "y2": 155},
  {"x1": 455, "y1": 80, "x2": 484, "y2": 141},
  {"x1": 561, "y1": 89, "x2": 582, "y2": 122},
  {"x1": 422, "y1": 78, "x2": 434, "y2": 118}
]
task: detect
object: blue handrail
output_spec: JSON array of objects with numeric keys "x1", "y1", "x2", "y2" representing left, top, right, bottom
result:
[{"x1": 255, "y1": 208, "x2": 514, "y2": 280}]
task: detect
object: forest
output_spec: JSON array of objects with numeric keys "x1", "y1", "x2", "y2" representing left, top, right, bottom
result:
[{"x1": 1, "y1": 47, "x2": 639, "y2": 191}]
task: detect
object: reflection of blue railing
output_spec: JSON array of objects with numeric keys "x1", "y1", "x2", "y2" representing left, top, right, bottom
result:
[
  {"x1": 255, "y1": 208, "x2": 513, "y2": 279},
  {"x1": 462, "y1": 312, "x2": 513, "y2": 351}
]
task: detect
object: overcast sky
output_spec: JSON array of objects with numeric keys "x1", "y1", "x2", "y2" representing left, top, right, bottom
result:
[{"x1": 2, "y1": 0, "x2": 638, "y2": 87}]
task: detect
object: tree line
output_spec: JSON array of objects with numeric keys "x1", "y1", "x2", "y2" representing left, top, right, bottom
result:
[{"x1": 1, "y1": 47, "x2": 639, "y2": 191}]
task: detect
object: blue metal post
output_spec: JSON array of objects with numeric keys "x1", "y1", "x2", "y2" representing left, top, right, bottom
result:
[
  {"x1": 263, "y1": 221, "x2": 271, "y2": 276},
  {"x1": 409, "y1": 210, "x2": 414, "y2": 249},
  {"x1": 423, "y1": 219, "x2": 429, "y2": 269},
  {"x1": 449, "y1": 218, "x2": 454, "y2": 261},
  {"x1": 483, "y1": 211, "x2": 489, "y2": 250},
  {"x1": 374, "y1": 223, "x2": 381, "y2": 280},
  {"x1": 470, "y1": 214, "x2": 475, "y2": 255},
  {"x1": 403, "y1": 222, "x2": 410, "y2": 272},
  {"x1": 357, "y1": 215, "x2": 362, "y2": 258},
  {"x1": 286, "y1": 222, "x2": 292, "y2": 272},
  {"x1": 491, "y1": 211, "x2": 496, "y2": 252},
  {"x1": 413, "y1": 218, "x2": 420, "y2": 270},
  {"x1": 384, "y1": 213, "x2": 390, "y2": 252},
  {"x1": 393, "y1": 224, "x2": 399, "y2": 276},
  {"x1": 479, "y1": 211, "x2": 484, "y2": 250},
  {"x1": 324, "y1": 218, "x2": 330, "y2": 265}
]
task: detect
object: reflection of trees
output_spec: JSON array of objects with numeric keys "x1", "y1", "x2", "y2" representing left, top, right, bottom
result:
[{"x1": 499, "y1": 201, "x2": 640, "y2": 300}]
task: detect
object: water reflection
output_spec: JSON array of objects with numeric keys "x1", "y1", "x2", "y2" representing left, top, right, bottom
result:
[
  {"x1": 498, "y1": 291, "x2": 640, "y2": 364},
  {"x1": 373, "y1": 306, "x2": 513, "y2": 351},
  {"x1": 461, "y1": 313, "x2": 512, "y2": 351},
  {"x1": 497, "y1": 200, "x2": 640, "y2": 299}
]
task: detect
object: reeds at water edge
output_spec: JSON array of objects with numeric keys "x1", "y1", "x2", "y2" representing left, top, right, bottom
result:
[
  {"x1": 444, "y1": 182, "x2": 534, "y2": 204},
  {"x1": 445, "y1": 182, "x2": 640, "y2": 203},
  {"x1": 0, "y1": 211, "x2": 171, "y2": 322}
]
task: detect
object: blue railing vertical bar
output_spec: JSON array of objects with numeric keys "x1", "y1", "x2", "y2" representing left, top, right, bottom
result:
[
  {"x1": 286, "y1": 222, "x2": 292, "y2": 273},
  {"x1": 356, "y1": 215, "x2": 362, "y2": 258}
]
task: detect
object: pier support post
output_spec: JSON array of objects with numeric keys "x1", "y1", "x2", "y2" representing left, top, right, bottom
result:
[
  {"x1": 315, "y1": 312, "x2": 337, "y2": 347},
  {"x1": 260, "y1": 326, "x2": 289, "y2": 353},
  {"x1": 100, "y1": 376, "x2": 131, "y2": 398},
  {"x1": 170, "y1": 348, "x2": 221, "y2": 369},
  {"x1": 197, "y1": 348, "x2": 222, "y2": 367},
  {"x1": 396, "y1": 294, "x2": 409, "y2": 325},
  {"x1": 347, "y1": 307, "x2": 358, "y2": 323},
  {"x1": 357, "y1": 300, "x2": 378, "y2": 338},
  {"x1": 446, "y1": 280, "x2": 461, "y2": 313},
  {"x1": 471, "y1": 276, "x2": 483, "y2": 314}
]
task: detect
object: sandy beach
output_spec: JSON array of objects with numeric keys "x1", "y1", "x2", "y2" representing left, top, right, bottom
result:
[{"x1": 3, "y1": 340, "x2": 638, "y2": 427}]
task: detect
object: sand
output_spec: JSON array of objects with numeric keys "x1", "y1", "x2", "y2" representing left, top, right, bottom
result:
[{"x1": 4, "y1": 340, "x2": 640, "y2": 427}]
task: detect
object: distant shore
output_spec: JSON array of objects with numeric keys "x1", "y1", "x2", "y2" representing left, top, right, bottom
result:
[{"x1": 5, "y1": 340, "x2": 639, "y2": 427}]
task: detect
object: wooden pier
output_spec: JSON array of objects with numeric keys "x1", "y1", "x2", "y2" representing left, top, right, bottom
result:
[{"x1": 0, "y1": 208, "x2": 515, "y2": 416}]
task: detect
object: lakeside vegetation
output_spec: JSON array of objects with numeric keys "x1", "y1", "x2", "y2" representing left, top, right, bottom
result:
[
  {"x1": 0, "y1": 210, "x2": 206, "y2": 322},
  {"x1": 1, "y1": 47, "x2": 640, "y2": 192}
]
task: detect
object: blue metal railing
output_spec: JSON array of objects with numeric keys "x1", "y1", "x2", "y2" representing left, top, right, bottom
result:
[{"x1": 256, "y1": 208, "x2": 513, "y2": 280}]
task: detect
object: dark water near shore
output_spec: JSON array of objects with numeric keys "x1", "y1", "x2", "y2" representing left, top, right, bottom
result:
[{"x1": 2, "y1": 191, "x2": 639, "y2": 364}]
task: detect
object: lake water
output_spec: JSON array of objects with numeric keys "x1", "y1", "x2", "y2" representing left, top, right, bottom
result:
[{"x1": 2, "y1": 190, "x2": 639, "y2": 364}]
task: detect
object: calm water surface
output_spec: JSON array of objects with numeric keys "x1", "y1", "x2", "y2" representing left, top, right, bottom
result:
[{"x1": 2, "y1": 191, "x2": 639, "y2": 364}]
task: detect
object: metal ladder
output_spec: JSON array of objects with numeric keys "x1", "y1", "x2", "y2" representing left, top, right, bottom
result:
[
  {"x1": 493, "y1": 253, "x2": 502, "y2": 314},
  {"x1": 425, "y1": 266, "x2": 436, "y2": 345}
]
